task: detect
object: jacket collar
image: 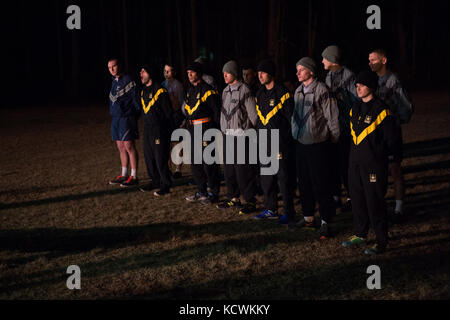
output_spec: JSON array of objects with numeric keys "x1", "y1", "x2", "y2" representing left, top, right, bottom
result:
[
  {"x1": 226, "y1": 81, "x2": 243, "y2": 92},
  {"x1": 299, "y1": 78, "x2": 318, "y2": 94}
]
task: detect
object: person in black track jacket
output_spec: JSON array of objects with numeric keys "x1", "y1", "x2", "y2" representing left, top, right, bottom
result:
[
  {"x1": 252, "y1": 59, "x2": 296, "y2": 226},
  {"x1": 342, "y1": 70, "x2": 402, "y2": 255},
  {"x1": 138, "y1": 65, "x2": 174, "y2": 196},
  {"x1": 182, "y1": 61, "x2": 221, "y2": 204}
]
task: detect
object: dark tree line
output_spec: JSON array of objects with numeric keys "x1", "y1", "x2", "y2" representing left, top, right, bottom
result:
[{"x1": 3, "y1": 0, "x2": 450, "y2": 106}]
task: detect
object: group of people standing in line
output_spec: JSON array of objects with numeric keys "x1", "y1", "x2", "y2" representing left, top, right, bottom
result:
[{"x1": 106, "y1": 45, "x2": 413, "y2": 255}]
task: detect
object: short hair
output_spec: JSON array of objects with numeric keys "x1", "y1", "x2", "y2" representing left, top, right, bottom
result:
[
  {"x1": 164, "y1": 63, "x2": 176, "y2": 72},
  {"x1": 108, "y1": 57, "x2": 123, "y2": 70},
  {"x1": 370, "y1": 49, "x2": 388, "y2": 58},
  {"x1": 242, "y1": 65, "x2": 256, "y2": 71}
]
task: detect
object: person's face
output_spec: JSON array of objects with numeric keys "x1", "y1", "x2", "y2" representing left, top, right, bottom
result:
[
  {"x1": 258, "y1": 71, "x2": 272, "y2": 85},
  {"x1": 223, "y1": 72, "x2": 236, "y2": 85},
  {"x1": 356, "y1": 83, "x2": 372, "y2": 99},
  {"x1": 296, "y1": 65, "x2": 313, "y2": 83},
  {"x1": 187, "y1": 70, "x2": 200, "y2": 84},
  {"x1": 164, "y1": 65, "x2": 174, "y2": 80},
  {"x1": 108, "y1": 60, "x2": 119, "y2": 77},
  {"x1": 368, "y1": 52, "x2": 386, "y2": 73},
  {"x1": 322, "y1": 58, "x2": 333, "y2": 70},
  {"x1": 243, "y1": 69, "x2": 256, "y2": 85},
  {"x1": 140, "y1": 69, "x2": 150, "y2": 85}
]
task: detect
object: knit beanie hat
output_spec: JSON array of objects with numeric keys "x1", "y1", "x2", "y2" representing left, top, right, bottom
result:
[
  {"x1": 321, "y1": 45, "x2": 341, "y2": 64},
  {"x1": 355, "y1": 70, "x2": 379, "y2": 91},
  {"x1": 141, "y1": 65, "x2": 152, "y2": 77},
  {"x1": 187, "y1": 61, "x2": 203, "y2": 75},
  {"x1": 296, "y1": 57, "x2": 317, "y2": 74},
  {"x1": 257, "y1": 59, "x2": 276, "y2": 76},
  {"x1": 223, "y1": 60, "x2": 239, "y2": 78}
]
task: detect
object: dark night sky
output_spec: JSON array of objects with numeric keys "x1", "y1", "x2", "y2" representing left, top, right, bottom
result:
[{"x1": 3, "y1": 0, "x2": 450, "y2": 107}]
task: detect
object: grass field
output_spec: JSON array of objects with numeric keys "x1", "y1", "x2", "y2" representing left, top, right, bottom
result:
[{"x1": 0, "y1": 90, "x2": 449, "y2": 300}]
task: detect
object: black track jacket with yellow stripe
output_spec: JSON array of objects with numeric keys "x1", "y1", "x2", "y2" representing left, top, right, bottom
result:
[
  {"x1": 140, "y1": 82, "x2": 174, "y2": 137},
  {"x1": 255, "y1": 83, "x2": 294, "y2": 142},
  {"x1": 182, "y1": 81, "x2": 220, "y2": 127},
  {"x1": 349, "y1": 96, "x2": 402, "y2": 167}
]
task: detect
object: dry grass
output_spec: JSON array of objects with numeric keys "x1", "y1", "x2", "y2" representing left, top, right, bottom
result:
[{"x1": 0, "y1": 91, "x2": 449, "y2": 300}]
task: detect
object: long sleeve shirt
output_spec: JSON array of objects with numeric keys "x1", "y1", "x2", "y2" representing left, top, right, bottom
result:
[
  {"x1": 377, "y1": 71, "x2": 413, "y2": 124},
  {"x1": 140, "y1": 82, "x2": 174, "y2": 137},
  {"x1": 220, "y1": 81, "x2": 258, "y2": 135},
  {"x1": 109, "y1": 74, "x2": 140, "y2": 118},
  {"x1": 255, "y1": 83, "x2": 294, "y2": 143},
  {"x1": 162, "y1": 78, "x2": 185, "y2": 111},
  {"x1": 349, "y1": 97, "x2": 402, "y2": 167},
  {"x1": 291, "y1": 79, "x2": 340, "y2": 145},
  {"x1": 325, "y1": 66, "x2": 359, "y2": 131},
  {"x1": 182, "y1": 81, "x2": 220, "y2": 128}
]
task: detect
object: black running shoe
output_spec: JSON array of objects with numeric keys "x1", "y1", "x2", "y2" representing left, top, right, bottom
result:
[
  {"x1": 341, "y1": 198, "x2": 352, "y2": 212},
  {"x1": 201, "y1": 192, "x2": 219, "y2": 205},
  {"x1": 391, "y1": 211, "x2": 406, "y2": 224},
  {"x1": 139, "y1": 183, "x2": 158, "y2": 192},
  {"x1": 296, "y1": 218, "x2": 317, "y2": 230},
  {"x1": 239, "y1": 202, "x2": 257, "y2": 215},
  {"x1": 154, "y1": 188, "x2": 170, "y2": 197},
  {"x1": 217, "y1": 199, "x2": 242, "y2": 209},
  {"x1": 173, "y1": 171, "x2": 182, "y2": 179}
]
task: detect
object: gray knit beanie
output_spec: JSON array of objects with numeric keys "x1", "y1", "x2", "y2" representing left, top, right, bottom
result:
[
  {"x1": 222, "y1": 60, "x2": 239, "y2": 78},
  {"x1": 322, "y1": 45, "x2": 341, "y2": 64},
  {"x1": 296, "y1": 57, "x2": 317, "y2": 74}
]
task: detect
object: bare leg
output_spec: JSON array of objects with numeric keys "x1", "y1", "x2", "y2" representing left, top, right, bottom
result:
[
  {"x1": 116, "y1": 141, "x2": 129, "y2": 169},
  {"x1": 124, "y1": 140, "x2": 138, "y2": 174}
]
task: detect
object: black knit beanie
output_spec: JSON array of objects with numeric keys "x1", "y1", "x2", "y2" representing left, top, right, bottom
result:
[
  {"x1": 257, "y1": 59, "x2": 276, "y2": 77},
  {"x1": 355, "y1": 70, "x2": 379, "y2": 91},
  {"x1": 187, "y1": 61, "x2": 203, "y2": 75}
]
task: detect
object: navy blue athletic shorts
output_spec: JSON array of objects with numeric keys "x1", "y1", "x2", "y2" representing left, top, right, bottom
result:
[{"x1": 111, "y1": 116, "x2": 139, "y2": 141}]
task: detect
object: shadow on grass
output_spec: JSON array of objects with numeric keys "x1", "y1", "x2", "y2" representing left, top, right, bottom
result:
[
  {"x1": 0, "y1": 185, "x2": 142, "y2": 210},
  {"x1": 0, "y1": 219, "x2": 285, "y2": 254},
  {"x1": 402, "y1": 160, "x2": 450, "y2": 175},
  {"x1": 0, "y1": 185, "x2": 76, "y2": 197},
  {"x1": 125, "y1": 250, "x2": 450, "y2": 300},
  {"x1": 0, "y1": 224, "x2": 308, "y2": 294},
  {"x1": 404, "y1": 173, "x2": 450, "y2": 188},
  {"x1": 403, "y1": 137, "x2": 450, "y2": 159}
]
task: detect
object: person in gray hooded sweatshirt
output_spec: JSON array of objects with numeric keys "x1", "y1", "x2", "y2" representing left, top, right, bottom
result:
[
  {"x1": 291, "y1": 57, "x2": 340, "y2": 238},
  {"x1": 369, "y1": 49, "x2": 413, "y2": 222},
  {"x1": 216, "y1": 60, "x2": 259, "y2": 215},
  {"x1": 322, "y1": 45, "x2": 359, "y2": 212}
]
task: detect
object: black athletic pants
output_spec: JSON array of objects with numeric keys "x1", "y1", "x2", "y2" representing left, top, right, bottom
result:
[
  {"x1": 348, "y1": 162, "x2": 389, "y2": 248},
  {"x1": 259, "y1": 141, "x2": 296, "y2": 220},
  {"x1": 189, "y1": 126, "x2": 220, "y2": 195},
  {"x1": 223, "y1": 134, "x2": 257, "y2": 203},
  {"x1": 331, "y1": 130, "x2": 351, "y2": 197},
  {"x1": 296, "y1": 141, "x2": 336, "y2": 222},
  {"x1": 143, "y1": 128, "x2": 172, "y2": 190}
]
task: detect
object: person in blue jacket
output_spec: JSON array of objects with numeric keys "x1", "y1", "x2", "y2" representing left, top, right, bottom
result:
[{"x1": 107, "y1": 58, "x2": 141, "y2": 187}]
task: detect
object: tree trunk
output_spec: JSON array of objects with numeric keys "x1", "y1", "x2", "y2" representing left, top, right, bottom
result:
[
  {"x1": 190, "y1": 0, "x2": 198, "y2": 59},
  {"x1": 176, "y1": 0, "x2": 186, "y2": 84},
  {"x1": 122, "y1": 0, "x2": 129, "y2": 71},
  {"x1": 141, "y1": 0, "x2": 147, "y2": 64},
  {"x1": 54, "y1": 0, "x2": 64, "y2": 82},
  {"x1": 165, "y1": 0, "x2": 173, "y2": 65},
  {"x1": 267, "y1": 0, "x2": 280, "y2": 59}
]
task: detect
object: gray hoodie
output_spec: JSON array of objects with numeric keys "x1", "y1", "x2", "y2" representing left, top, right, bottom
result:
[
  {"x1": 291, "y1": 79, "x2": 340, "y2": 144},
  {"x1": 220, "y1": 81, "x2": 258, "y2": 135},
  {"x1": 377, "y1": 71, "x2": 413, "y2": 124}
]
